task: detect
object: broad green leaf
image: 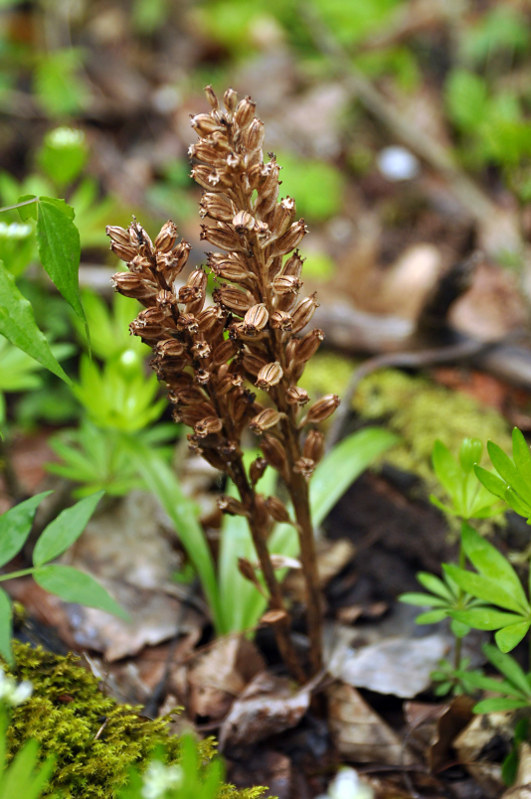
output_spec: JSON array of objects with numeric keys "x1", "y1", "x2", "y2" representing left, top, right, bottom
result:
[
  {"x1": 495, "y1": 621, "x2": 530, "y2": 652},
  {"x1": 460, "y1": 522, "x2": 528, "y2": 610},
  {"x1": 483, "y1": 643, "x2": 531, "y2": 695},
  {"x1": 311, "y1": 427, "x2": 397, "y2": 526},
  {"x1": 15, "y1": 194, "x2": 38, "y2": 221},
  {"x1": 443, "y1": 564, "x2": 525, "y2": 613},
  {"x1": 450, "y1": 607, "x2": 522, "y2": 630},
  {"x1": 511, "y1": 427, "x2": 531, "y2": 487},
  {"x1": 0, "y1": 588, "x2": 12, "y2": 665},
  {"x1": 33, "y1": 491, "x2": 104, "y2": 566},
  {"x1": 0, "y1": 265, "x2": 70, "y2": 384},
  {"x1": 36, "y1": 197, "x2": 84, "y2": 322},
  {"x1": 416, "y1": 572, "x2": 455, "y2": 599},
  {"x1": 0, "y1": 491, "x2": 51, "y2": 568},
  {"x1": 474, "y1": 696, "x2": 529, "y2": 713},
  {"x1": 34, "y1": 564, "x2": 128, "y2": 619}
]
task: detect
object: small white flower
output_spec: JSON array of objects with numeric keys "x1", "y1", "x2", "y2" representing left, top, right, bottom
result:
[
  {"x1": 377, "y1": 146, "x2": 420, "y2": 181},
  {"x1": 141, "y1": 760, "x2": 183, "y2": 799},
  {"x1": 0, "y1": 669, "x2": 33, "y2": 707},
  {"x1": 0, "y1": 222, "x2": 32, "y2": 239},
  {"x1": 316, "y1": 767, "x2": 374, "y2": 799},
  {"x1": 47, "y1": 127, "x2": 85, "y2": 148}
]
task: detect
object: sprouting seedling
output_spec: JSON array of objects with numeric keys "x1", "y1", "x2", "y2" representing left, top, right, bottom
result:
[{"x1": 107, "y1": 86, "x2": 343, "y2": 681}]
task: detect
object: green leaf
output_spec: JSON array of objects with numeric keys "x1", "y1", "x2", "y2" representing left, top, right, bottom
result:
[
  {"x1": 36, "y1": 197, "x2": 84, "y2": 322},
  {"x1": 443, "y1": 563, "x2": 525, "y2": 613},
  {"x1": 487, "y1": 439, "x2": 529, "y2": 499},
  {"x1": 415, "y1": 609, "x2": 449, "y2": 624},
  {"x1": 416, "y1": 571, "x2": 455, "y2": 600},
  {"x1": 450, "y1": 607, "x2": 522, "y2": 630},
  {"x1": 124, "y1": 441, "x2": 223, "y2": 632},
  {"x1": 33, "y1": 491, "x2": 104, "y2": 566},
  {"x1": 459, "y1": 438, "x2": 483, "y2": 473},
  {"x1": 474, "y1": 696, "x2": 529, "y2": 713},
  {"x1": 0, "y1": 491, "x2": 52, "y2": 568},
  {"x1": 483, "y1": 643, "x2": 531, "y2": 695},
  {"x1": 0, "y1": 588, "x2": 12, "y2": 665},
  {"x1": 311, "y1": 427, "x2": 397, "y2": 526},
  {"x1": 0, "y1": 264, "x2": 70, "y2": 384},
  {"x1": 474, "y1": 465, "x2": 508, "y2": 501},
  {"x1": 34, "y1": 564, "x2": 129, "y2": 620},
  {"x1": 432, "y1": 439, "x2": 462, "y2": 501},
  {"x1": 511, "y1": 428, "x2": 531, "y2": 487},
  {"x1": 0, "y1": 739, "x2": 55, "y2": 799},
  {"x1": 495, "y1": 621, "x2": 530, "y2": 653},
  {"x1": 460, "y1": 522, "x2": 528, "y2": 611},
  {"x1": 399, "y1": 592, "x2": 449, "y2": 608},
  {"x1": 15, "y1": 194, "x2": 38, "y2": 221}
]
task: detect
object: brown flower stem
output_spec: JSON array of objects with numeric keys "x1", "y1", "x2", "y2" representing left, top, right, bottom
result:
[
  {"x1": 280, "y1": 419, "x2": 324, "y2": 676},
  {"x1": 230, "y1": 458, "x2": 307, "y2": 683}
]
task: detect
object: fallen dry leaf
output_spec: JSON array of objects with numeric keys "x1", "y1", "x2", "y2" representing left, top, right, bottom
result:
[
  {"x1": 218, "y1": 671, "x2": 314, "y2": 751},
  {"x1": 328, "y1": 681, "x2": 415, "y2": 765},
  {"x1": 455, "y1": 710, "x2": 516, "y2": 798},
  {"x1": 182, "y1": 635, "x2": 265, "y2": 723},
  {"x1": 66, "y1": 577, "x2": 203, "y2": 661}
]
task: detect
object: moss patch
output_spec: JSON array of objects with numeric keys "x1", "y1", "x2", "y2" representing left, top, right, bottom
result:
[{"x1": 6, "y1": 642, "x2": 271, "y2": 799}]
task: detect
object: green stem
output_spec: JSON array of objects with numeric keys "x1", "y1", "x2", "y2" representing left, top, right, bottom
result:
[
  {"x1": 0, "y1": 197, "x2": 38, "y2": 214},
  {"x1": 453, "y1": 521, "x2": 468, "y2": 671},
  {"x1": 0, "y1": 568, "x2": 36, "y2": 582}
]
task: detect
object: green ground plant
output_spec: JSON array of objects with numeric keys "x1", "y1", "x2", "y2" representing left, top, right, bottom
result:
[{"x1": 0, "y1": 491, "x2": 127, "y2": 665}]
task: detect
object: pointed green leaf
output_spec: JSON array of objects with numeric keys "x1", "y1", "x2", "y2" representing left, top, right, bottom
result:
[
  {"x1": 36, "y1": 197, "x2": 84, "y2": 322},
  {"x1": 459, "y1": 438, "x2": 483, "y2": 474},
  {"x1": 450, "y1": 607, "x2": 522, "y2": 630},
  {"x1": 511, "y1": 428, "x2": 531, "y2": 487},
  {"x1": 0, "y1": 491, "x2": 51, "y2": 568},
  {"x1": 461, "y1": 522, "x2": 528, "y2": 610},
  {"x1": 474, "y1": 697, "x2": 529, "y2": 713},
  {"x1": 488, "y1": 439, "x2": 530, "y2": 500},
  {"x1": 474, "y1": 466, "x2": 508, "y2": 500},
  {"x1": 15, "y1": 194, "x2": 38, "y2": 221},
  {"x1": 399, "y1": 592, "x2": 449, "y2": 608},
  {"x1": 33, "y1": 491, "x2": 104, "y2": 566},
  {"x1": 504, "y1": 486, "x2": 531, "y2": 519},
  {"x1": 432, "y1": 440, "x2": 462, "y2": 501},
  {"x1": 483, "y1": 643, "x2": 531, "y2": 695},
  {"x1": 443, "y1": 563, "x2": 526, "y2": 613},
  {"x1": 415, "y1": 609, "x2": 448, "y2": 624},
  {"x1": 495, "y1": 621, "x2": 530, "y2": 653},
  {"x1": 0, "y1": 588, "x2": 12, "y2": 665},
  {"x1": 416, "y1": 571, "x2": 455, "y2": 599},
  {"x1": 34, "y1": 564, "x2": 129, "y2": 619},
  {"x1": 311, "y1": 427, "x2": 397, "y2": 526},
  {"x1": 0, "y1": 265, "x2": 70, "y2": 384}
]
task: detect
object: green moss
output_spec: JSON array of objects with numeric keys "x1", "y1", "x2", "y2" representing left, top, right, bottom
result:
[
  {"x1": 6, "y1": 642, "x2": 272, "y2": 799},
  {"x1": 302, "y1": 353, "x2": 512, "y2": 495}
]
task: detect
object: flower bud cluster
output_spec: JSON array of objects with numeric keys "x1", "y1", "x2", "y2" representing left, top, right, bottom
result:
[
  {"x1": 108, "y1": 86, "x2": 339, "y2": 522},
  {"x1": 190, "y1": 86, "x2": 339, "y2": 481}
]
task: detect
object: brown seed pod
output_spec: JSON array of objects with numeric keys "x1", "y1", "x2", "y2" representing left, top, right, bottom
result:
[
  {"x1": 293, "y1": 457, "x2": 316, "y2": 480},
  {"x1": 244, "y1": 303, "x2": 269, "y2": 332},
  {"x1": 303, "y1": 430, "x2": 325, "y2": 465},
  {"x1": 249, "y1": 408, "x2": 284, "y2": 433},
  {"x1": 194, "y1": 415, "x2": 224, "y2": 438},
  {"x1": 256, "y1": 361, "x2": 283, "y2": 389},
  {"x1": 286, "y1": 386, "x2": 310, "y2": 406},
  {"x1": 291, "y1": 293, "x2": 319, "y2": 334},
  {"x1": 301, "y1": 393, "x2": 340, "y2": 426},
  {"x1": 154, "y1": 220, "x2": 178, "y2": 253},
  {"x1": 111, "y1": 272, "x2": 158, "y2": 301},
  {"x1": 264, "y1": 495, "x2": 292, "y2": 524}
]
